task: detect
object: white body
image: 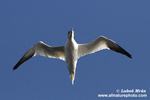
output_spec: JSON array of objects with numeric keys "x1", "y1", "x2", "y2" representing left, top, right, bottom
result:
[{"x1": 65, "y1": 38, "x2": 78, "y2": 84}]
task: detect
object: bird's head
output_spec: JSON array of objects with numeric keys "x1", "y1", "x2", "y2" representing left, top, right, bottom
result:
[{"x1": 68, "y1": 28, "x2": 74, "y2": 40}]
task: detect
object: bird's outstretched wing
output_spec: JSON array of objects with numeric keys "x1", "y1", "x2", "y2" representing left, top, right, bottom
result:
[
  {"x1": 13, "y1": 41, "x2": 65, "y2": 70},
  {"x1": 78, "y1": 36, "x2": 132, "y2": 58}
]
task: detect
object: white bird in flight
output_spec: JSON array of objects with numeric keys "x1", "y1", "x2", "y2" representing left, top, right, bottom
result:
[{"x1": 13, "y1": 29, "x2": 132, "y2": 84}]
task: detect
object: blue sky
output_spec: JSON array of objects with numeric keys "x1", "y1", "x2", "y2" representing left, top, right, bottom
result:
[{"x1": 0, "y1": 0, "x2": 150, "y2": 100}]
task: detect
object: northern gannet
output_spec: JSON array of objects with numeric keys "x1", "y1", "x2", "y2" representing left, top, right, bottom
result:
[{"x1": 13, "y1": 29, "x2": 132, "y2": 84}]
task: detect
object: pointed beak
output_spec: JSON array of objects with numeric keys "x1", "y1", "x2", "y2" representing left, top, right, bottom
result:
[{"x1": 71, "y1": 28, "x2": 73, "y2": 32}]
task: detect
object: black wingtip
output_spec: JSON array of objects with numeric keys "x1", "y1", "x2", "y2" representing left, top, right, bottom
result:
[
  {"x1": 125, "y1": 51, "x2": 132, "y2": 59},
  {"x1": 122, "y1": 49, "x2": 132, "y2": 59},
  {"x1": 13, "y1": 65, "x2": 18, "y2": 71},
  {"x1": 128, "y1": 55, "x2": 132, "y2": 59},
  {"x1": 129, "y1": 55, "x2": 132, "y2": 59},
  {"x1": 13, "y1": 49, "x2": 35, "y2": 71},
  {"x1": 13, "y1": 61, "x2": 21, "y2": 71},
  {"x1": 108, "y1": 43, "x2": 132, "y2": 59},
  {"x1": 13, "y1": 67, "x2": 16, "y2": 71}
]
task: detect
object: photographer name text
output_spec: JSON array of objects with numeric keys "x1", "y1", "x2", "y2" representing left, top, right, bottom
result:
[{"x1": 120, "y1": 89, "x2": 146, "y2": 93}]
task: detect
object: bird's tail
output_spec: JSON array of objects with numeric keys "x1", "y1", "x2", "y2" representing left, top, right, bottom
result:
[{"x1": 70, "y1": 73, "x2": 75, "y2": 85}]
